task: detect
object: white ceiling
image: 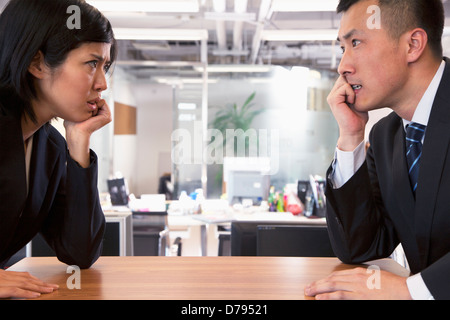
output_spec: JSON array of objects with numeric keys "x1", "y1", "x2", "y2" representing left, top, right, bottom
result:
[{"x1": 1, "y1": 0, "x2": 450, "y2": 71}]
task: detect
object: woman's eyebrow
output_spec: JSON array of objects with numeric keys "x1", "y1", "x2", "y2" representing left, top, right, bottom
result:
[{"x1": 89, "y1": 53, "x2": 110, "y2": 64}]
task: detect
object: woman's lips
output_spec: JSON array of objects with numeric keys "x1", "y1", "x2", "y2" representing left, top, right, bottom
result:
[
  {"x1": 87, "y1": 98, "x2": 100, "y2": 110},
  {"x1": 87, "y1": 101, "x2": 97, "y2": 111}
]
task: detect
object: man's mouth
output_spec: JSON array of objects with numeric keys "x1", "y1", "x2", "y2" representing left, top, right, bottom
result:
[{"x1": 351, "y1": 84, "x2": 362, "y2": 90}]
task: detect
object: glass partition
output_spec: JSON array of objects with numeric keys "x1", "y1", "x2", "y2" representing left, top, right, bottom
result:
[
  {"x1": 110, "y1": 63, "x2": 338, "y2": 199},
  {"x1": 172, "y1": 65, "x2": 338, "y2": 198}
]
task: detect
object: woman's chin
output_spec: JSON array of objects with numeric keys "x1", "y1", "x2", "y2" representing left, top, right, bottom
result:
[{"x1": 61, "y1": 113, "x2": 93, "y2": 124}]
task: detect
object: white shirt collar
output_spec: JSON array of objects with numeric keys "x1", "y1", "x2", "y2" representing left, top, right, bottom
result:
[{"x1": 402, "y1": 60, "x2": 446, "y2": 129}]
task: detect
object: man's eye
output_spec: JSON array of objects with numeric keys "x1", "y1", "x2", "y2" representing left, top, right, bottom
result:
[
  {"x1": 352, "y1": 39, "x2": 361, "y2": 47},
  {"x1": 340, "y1": 46, "x2": 345, "y2": 53}
]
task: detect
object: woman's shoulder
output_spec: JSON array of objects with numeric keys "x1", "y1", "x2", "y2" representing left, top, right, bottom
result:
[
  {"x1": 41, "y1": 122, "x2": 67, "y2": 152},
  {"x1": 0, "y1": 88, "x2": 23, "y2": 118}
]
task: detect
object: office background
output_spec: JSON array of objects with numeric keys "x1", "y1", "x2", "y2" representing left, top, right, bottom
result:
[{"x1": 2, "y1": 0, "x2": 449, "y2": 199}]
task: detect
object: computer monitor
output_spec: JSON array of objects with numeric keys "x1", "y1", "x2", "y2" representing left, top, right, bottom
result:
[
  {"x1": 227, "y1": 170, "x2": 270, "y2": 205},
  {"x1": 224, "y1": 157, "x2": 271, "y2": 205}
]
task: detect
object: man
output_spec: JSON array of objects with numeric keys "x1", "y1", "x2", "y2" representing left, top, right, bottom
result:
[{"x1": 305, "y1": 0, "x2": 450, "y2": 299}]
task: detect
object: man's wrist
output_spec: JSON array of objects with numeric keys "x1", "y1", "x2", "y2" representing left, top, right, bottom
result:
[{"x1": 337, "y1": 134, "x2": 365, "y2": 152}]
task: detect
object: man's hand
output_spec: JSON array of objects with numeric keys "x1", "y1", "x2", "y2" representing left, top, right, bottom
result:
[
  {"x1": 304, "y1": 267, "x2": 412, "y2": 300},
  {"x1": 327, "y1": 75, "x2": 369, "y2": 151},
  {"x1": 0, "y1": 269, "x2": 59, "y2": 299}
]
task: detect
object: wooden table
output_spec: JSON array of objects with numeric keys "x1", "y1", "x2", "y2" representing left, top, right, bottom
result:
[{"x1": 8, "y1": 256, "x2": 410, "y2": 300}]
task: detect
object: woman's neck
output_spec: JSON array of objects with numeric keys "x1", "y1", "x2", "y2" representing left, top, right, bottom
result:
[
  {"x1": 21, "y1": 112, "x2": 45, "y2": 141},
  {"x1": 21, "y1": 99, "x2": 54, "y2": 141}
]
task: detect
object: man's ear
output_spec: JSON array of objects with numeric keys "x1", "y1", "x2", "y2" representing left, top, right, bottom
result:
[
  {"x1": 405, "y1": 28, "x2": 428, "y2": 63},
  {"x1": 28, "y1": 51, "x2": 48, "y2": 79}
]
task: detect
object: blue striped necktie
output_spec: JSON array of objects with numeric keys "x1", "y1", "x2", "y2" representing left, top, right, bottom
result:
[{"x1": 405, "y1": 123, "x2": 426, "y2": 196}]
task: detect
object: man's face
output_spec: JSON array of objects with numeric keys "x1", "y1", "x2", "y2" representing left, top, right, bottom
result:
[{"x1": 337, "y1": 0, "x2": 409, "y2": 112}]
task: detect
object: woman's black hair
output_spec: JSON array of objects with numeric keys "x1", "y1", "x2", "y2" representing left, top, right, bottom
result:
[{"x1": 0, "y1": 0, "x2": 117, "y2": 122}]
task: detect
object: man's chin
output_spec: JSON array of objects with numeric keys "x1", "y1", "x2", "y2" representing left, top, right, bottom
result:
[{"x1": 352, "y1": 101, "x2": 380, "y2": 114}]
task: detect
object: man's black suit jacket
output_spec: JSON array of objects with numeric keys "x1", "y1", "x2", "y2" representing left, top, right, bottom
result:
[
  {"x1": 0, "y1": 93, "x2": 105, "y2": 269},
  {"x1": 326, "y1": 58, "x2": 450, "y2": 300}
]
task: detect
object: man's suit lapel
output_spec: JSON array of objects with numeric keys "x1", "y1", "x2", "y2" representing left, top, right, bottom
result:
[
  {"x1": 392, "y1": 123, "x2": 416, "y2": 225},
  {"x1": 391, "y1": 121, "x2": 424, "y2": 269},
  {"x1": 414, "y1": 58, "x2": 450, "y2": 268}
]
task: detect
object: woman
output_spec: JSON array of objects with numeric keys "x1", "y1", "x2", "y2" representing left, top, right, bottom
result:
[{"x1": 0, "y1": 0, "x2": 116, "y2": 298}]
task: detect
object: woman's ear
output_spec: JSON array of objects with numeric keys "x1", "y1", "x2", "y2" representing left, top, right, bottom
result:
[
  {"x1": 406, "y1": 28, "x2": 428, "y2": 63},
  {"x1": 28, "y1": 51, "x2": 48, "y2": 79}
]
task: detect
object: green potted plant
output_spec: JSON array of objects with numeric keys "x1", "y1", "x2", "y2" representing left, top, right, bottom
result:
[{"x1": 209, "y1": 92, "x2": 266, "y2": 193}]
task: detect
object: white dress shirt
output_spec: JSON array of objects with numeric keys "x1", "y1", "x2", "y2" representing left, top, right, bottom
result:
[{"x1": 330, "y1": 60, "x2": 446, "y2": 300}]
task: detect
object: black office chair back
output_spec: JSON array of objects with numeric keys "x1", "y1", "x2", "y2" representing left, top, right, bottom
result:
[{"x1": 256, "y1": 225, "x2": 335, "y2": 257}]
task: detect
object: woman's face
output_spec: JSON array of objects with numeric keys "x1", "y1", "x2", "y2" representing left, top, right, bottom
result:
[{"x1": 32, "y1": 42, "x2": 112, "y2": 123}]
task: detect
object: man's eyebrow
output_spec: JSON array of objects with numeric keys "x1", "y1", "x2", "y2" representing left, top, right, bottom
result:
[{"x1": 337, "y1": 29, "x2": 361, "y2": 42}]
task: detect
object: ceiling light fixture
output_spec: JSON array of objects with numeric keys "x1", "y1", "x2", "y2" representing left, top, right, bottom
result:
[
  {"x1": 113, "y1": 28, "x2": 208, "y2": 41},
  {"x1": 261, "y1": 29, "x2": 338, "y2": 42},
  {"x1": 270, "y1": 0, "x2": 339, "y2": 12},
  {"x1": 194, "y1": 64, "x2": 272, "y2": 73},
  {"x1": 87, "y1": 0, "x2": 200, "y2": 13}
]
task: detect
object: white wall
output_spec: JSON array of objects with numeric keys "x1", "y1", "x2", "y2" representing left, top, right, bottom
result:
[
  {"x1": 132, "y1": 82, "x2": 173, "y2": 196},
  {"x1": 112, "y1": 77, "x2": 138, "y2": 192},
  {"x1": 365, "y1": 108, "x2": 393, "y2": 142}
]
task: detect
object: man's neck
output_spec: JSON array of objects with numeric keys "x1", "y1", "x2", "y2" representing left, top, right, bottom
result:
[{"x1": 393, "y1": 58, "x2": 443, "y2": 121}]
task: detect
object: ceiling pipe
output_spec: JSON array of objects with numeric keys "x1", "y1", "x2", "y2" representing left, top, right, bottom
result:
[
  {"x1": 213, "y1": 0, "x2": 227, "y2": 63},
  {"x1": 232, "y1": 0, "x2": 248, "y2": 63},
  {"x1": 250, "y1": 0, "x2": 272, "y2": 64}
]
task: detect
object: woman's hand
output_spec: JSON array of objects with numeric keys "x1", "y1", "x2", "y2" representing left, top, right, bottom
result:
[
  {"x1": 64, "y1": 99, "x2": 112, "y2": 168},
  {"x1": 0, "y1": 269, "x2": 59, "y2": 299}
]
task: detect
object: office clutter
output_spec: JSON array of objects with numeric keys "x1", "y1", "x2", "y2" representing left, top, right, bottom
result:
[
  {"x1": 107, "y1": 177, "x2": 129, "y2": 206},
  {"x1": 158, "y1": 173, "x2": 174, "y2": 200},
  {"x1": 268, "y1": 184, "x2": 303, "y2": 215},
  {"x1": 169, "y1": 189, "x2": 229, "y2": 216},
  {"x1": 267, "y1": 182, "x2": 305, "y2": 215},
  {"x1": 168, "y1": 177, "x2": 326, "y2": 219},
  {"x1": 264, "y1": 175, "x2": 326, "y2": 217},
  {"x1": 172, "y1": 189, "x2": 205, "y2": 215},
  {"x1": 302, "y1": 175, "x2": 326, "y2": 218}
]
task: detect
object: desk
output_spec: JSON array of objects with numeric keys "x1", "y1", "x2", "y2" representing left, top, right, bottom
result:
[{"x1": 8, "y1": 256, "x2": 409, "y2": 300}]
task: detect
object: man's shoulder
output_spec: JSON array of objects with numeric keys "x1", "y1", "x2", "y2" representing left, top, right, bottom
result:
[{"x1": 373, "y1": 111, "x2": 401, "y2": 131}]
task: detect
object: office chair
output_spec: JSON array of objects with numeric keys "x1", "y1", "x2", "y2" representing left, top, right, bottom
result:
[
  {"x1": 132, "y1": 211, "x2": 182, "y2": 256},
  {"x1": 256, "y1": 225, "x2": 335, "y2": 257},
  {"x1": 133, "y1": 211, "x2": 170, "y2": 256}
]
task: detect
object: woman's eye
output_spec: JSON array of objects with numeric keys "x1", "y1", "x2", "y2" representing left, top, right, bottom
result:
[
  {"x1": 104, "y1": 63, "x2": 111, "y2": 74},
  {"x1": 88, "y1": 60, "x2": 98, "y2": 68}
]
